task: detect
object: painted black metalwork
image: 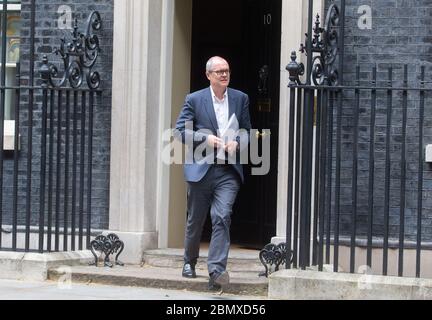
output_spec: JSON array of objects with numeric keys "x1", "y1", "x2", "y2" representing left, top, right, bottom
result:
[
  {"x1": 0, "y1": 0, "x2": 7, "y2": 249},
  {"x1": 325, "y1": 91, "x2": 334, "y2": 265},
  {"x1": 47, "y1": 90, "x2": 55, "y2": 251},
  {"x1": 286, "y1": 51, "x2": 305, "y2": 86},
  {"x1": 40, "y1": 12, "x2": 101, "y2": 253},
  {"x1": 25, "y1": 0, "x2": 37, "y2": 252},
  {"x1": 297, "y1": 4, "x2": 343, "y2": 86},
  {"x1": 38, "y1": 84, "x2": 48, "y2": 253},
  {"x1": 283, "y1": 0, "x2": 346, "y2": 271},
  {"x1": 64, "y1": 91, "x2": 71, "y2": 252},
  {"x1": 40, "y1": 11, "x2": 102, "y2": 89},
  {"x1": 285, "y1": 81, "x2": 296, "y2": 270},
  {"x1": 398, "y1": 65, "x2": 409, "y2": 277},
  {"x1": 79, "y1": 92, "x2": 86, "y2": 250},
  {"x1": 55, "y1": 90, "x2": 63, "y2": 252},
  {"x1": 312, "y1": 89, "x2": 322, "y2": 265},
  {"x1": 0, "y1": 8, "x2": 102, "y2": 254},
  {"x1": 12, "y1": 63, "x2": 21, "y2": 251},
  {"x1": 383, "y1": 67, "x2": 393, "y2": 275},
  {"x1": 350, "y1": 66, "x2": 360, "y2": 273},
  {"x1": 293, "y1": 88, "x2": 302, "y2": 268},
  {"x1": 367, "y1": 66, "x2": 377, "y2": 269},
  {"x1": 416, "y1": 67, "x2": 425, "y2": 278},
  {"x1": 89, "y1": 234, "x2": 125, "y2": 268},
  {"x1": 259, "y1": 242, "x2": 292, "y2": 277},
  {"x1": 87, "y1": 92, "x2": 95, "y2": 249},
  {"x1": 300, "y1": 0, "x2": 314, "y2": 262},
  {"x1": 286, "y1": 29, "x2": 432, "y2": 278},
  {"x1": 71, "y1": 91, "x2": 78, "y2": 251},
  {"x1": 283, "y1": 0, "x2": 432, "y2": 278},
  {"x1": 317, "y1": 87, "x2": 328, "y2": 271}
]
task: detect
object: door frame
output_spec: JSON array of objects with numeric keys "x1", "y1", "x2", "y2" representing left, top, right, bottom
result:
[{"x1": 157, "y1": 0, "x2": 325, "y2": 248}]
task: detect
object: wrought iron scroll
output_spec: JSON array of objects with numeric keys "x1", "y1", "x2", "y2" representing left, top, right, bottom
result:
[
  {"x1": 288, "y1": 3, "x2": 342, "y2": 86},
  {"x1": 259, "y1": 242, "x2": 293, "y2": 278},
  {"x1": 40, "y1": 11, "x2": 102, "y2": 89},
  {"x1": 89, "y1": 233, "x2": 125, "y2": 267}
]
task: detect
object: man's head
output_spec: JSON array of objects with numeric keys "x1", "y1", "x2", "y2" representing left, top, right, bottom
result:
[{"x1": 206, "y1": 56, "x2": 230, "y2": 92}]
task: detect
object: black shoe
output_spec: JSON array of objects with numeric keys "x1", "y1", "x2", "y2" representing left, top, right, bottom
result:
[
  {"x1": 208, "y1": 271, "x2": 229, "y2": 291},
  {"x1": 182, "y1": 263, "x2": 196, "y2": 278}
]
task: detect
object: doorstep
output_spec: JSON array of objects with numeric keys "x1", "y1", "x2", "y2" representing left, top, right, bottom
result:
[
  {"x1": 48, "y1": 264, "x2": 268, "y2": 297},
  {"x1": 48, "y1": 246, "x2": 268, "y2": 296}
]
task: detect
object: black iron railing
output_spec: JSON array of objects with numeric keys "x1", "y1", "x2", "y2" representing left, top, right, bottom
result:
[
  {"x1": 287, "y1": 59, "x2": 432, "y2": 277},
  {"x1": 0, "y1": 3, "x2": 102, "y2": 253},
  {"x1": 279, "y1": 0, "x2": 432, "y2": 279}
]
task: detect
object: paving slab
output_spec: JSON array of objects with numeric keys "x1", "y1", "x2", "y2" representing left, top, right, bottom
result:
[{"x1": 0, "y1": 278, "x2": 266, "y2": 300}]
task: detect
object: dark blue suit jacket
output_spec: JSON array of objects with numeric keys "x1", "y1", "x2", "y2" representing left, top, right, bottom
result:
[{"x1": 175, "y1": 87, "x2": 251, "y2": 183}]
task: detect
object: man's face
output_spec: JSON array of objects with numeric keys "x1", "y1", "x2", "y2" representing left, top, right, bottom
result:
[{"x1": 206, "y1": 59, "x2": 230, "y2": 91}]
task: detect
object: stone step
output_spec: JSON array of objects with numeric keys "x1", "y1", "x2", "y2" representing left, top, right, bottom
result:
[
  {"x1": 48, "y1": 265, "x2": 268, "y2": 297},
  {"x1": 143, "y1": 248, "x2": 264, "y2": 273}
]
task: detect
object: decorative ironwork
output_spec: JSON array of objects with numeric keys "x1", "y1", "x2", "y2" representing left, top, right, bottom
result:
[
  {"x1": 89, "y1": 233, "x2": 125, "y2": 267},
  {"x1": 259, "y1": 242, "x2": 293, "y2": 278},
  {"x1": 40, "y1": 11, "x2": 102, "y2": 89},
  {"x1": 286, "y1": 51, "x2": 305, "y2": 85},
  {"x1": 289, "y1": 2, "x2": 342, "y2": 86}
]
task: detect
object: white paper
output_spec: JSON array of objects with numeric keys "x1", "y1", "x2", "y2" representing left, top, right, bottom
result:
[{"x1": 216, "y1": 113, "x2": 239, "y2": 160}]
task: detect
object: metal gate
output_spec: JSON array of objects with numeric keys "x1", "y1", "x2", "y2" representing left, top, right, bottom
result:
[
  {"x1": 0, "y1": 2, "x2": 102, "y2": 253},
  {"x1": 285, "y1": 0, "x2": 432, "y2": 278}
]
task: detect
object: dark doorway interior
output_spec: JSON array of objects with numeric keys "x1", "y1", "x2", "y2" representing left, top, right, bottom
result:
[{"x1": 190, "y1": 0, "x2": 282, "y2": 248}]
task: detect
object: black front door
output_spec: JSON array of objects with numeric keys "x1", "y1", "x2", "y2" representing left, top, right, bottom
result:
[{"x1": 190, "y1": 0, "x2": 282, "y2": 248}]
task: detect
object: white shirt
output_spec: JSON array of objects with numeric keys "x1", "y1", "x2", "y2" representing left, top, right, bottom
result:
[{"x1": 210, "y1": 86, "x2": 229, "y2": 135}]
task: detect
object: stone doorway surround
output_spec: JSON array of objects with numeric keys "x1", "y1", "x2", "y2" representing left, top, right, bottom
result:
[
  {"x1": 109, "y1": 0, "x2": 166, "y2": 264},
  {"x1": 108, "y1": 0, "x2": 323, "y2": 264}
]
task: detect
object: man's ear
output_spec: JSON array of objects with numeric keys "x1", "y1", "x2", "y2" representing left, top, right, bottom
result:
[{"x1": 206, "y1": 72, "x2": 211, "y2": 81}]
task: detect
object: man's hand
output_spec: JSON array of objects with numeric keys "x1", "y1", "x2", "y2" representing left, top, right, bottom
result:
[
  {"x1": 207, "y1": 135, "x2": 224, "y2": 148},
  {"x1": 224, "y1": 141, "x2": 238, "y2": 156}
]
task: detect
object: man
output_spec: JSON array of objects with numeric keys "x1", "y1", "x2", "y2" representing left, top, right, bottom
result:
[{"x1": 175, "y1": 56, "x2": 251, "y2": 290}]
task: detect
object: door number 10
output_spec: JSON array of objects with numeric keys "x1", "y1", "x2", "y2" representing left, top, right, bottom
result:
[{"x1": 263, "y1": 14, "x2": 272, "y2": 25}]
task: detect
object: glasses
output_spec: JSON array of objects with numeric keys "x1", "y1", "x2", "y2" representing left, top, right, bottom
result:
[{"x1": 209, "y1": 69, "x2": 231, "y2": 76}]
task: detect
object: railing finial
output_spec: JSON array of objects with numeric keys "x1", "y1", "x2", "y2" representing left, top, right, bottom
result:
[
  {"x1": 286, "y1": 51, "x2": 305, "y2": 86},
  {"x1": 39, "y1": 55, "x2": 51, "y2": 88}
]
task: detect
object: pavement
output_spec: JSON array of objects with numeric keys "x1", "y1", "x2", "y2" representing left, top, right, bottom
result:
[
  {"x1": 0, "y1": 278, "x2": 266, "y2": 300},
  {"x1": 44, "y1": 246, "x2": 269, "y2": 297},
  {"x1": 0, "y1": 245, "x2": 269, "y2": 301}
]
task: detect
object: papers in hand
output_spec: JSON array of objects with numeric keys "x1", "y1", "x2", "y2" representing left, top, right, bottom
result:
[
  {"x1": 194, "y1": 114, "x2": 239, "y2": 165},
  {"x1": 216, "y1": 114, "x2": 239, "y2": 160}
]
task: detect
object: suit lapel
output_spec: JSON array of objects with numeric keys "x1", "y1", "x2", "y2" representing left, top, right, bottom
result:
[
  {"x1": 227, "y1": 88, "x2": 237, "y2": 119},
  {"x1": 204, "y1": 88, "x2": 219, "y2": 133}
]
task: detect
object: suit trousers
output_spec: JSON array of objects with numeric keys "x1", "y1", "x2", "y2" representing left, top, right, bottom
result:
[{"x1": 184, "y1": 164, "x2": 241, "y2": 275}]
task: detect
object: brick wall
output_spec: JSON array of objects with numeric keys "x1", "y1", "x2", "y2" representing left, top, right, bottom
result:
[
  {"x1": 324, "y1": 0, "x2": 432, "y2": 242},
  {"x1": 2, "y1": 0, "x2": 113, "y2": 233}
]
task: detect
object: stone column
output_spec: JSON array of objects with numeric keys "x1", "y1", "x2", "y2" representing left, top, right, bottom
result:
[
  {"x1": 274, "y1": 0, "x2": 324, "y2": 243},
  {"x1": 109, "y1": 0, "x2": 163, "y2": 263}
]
